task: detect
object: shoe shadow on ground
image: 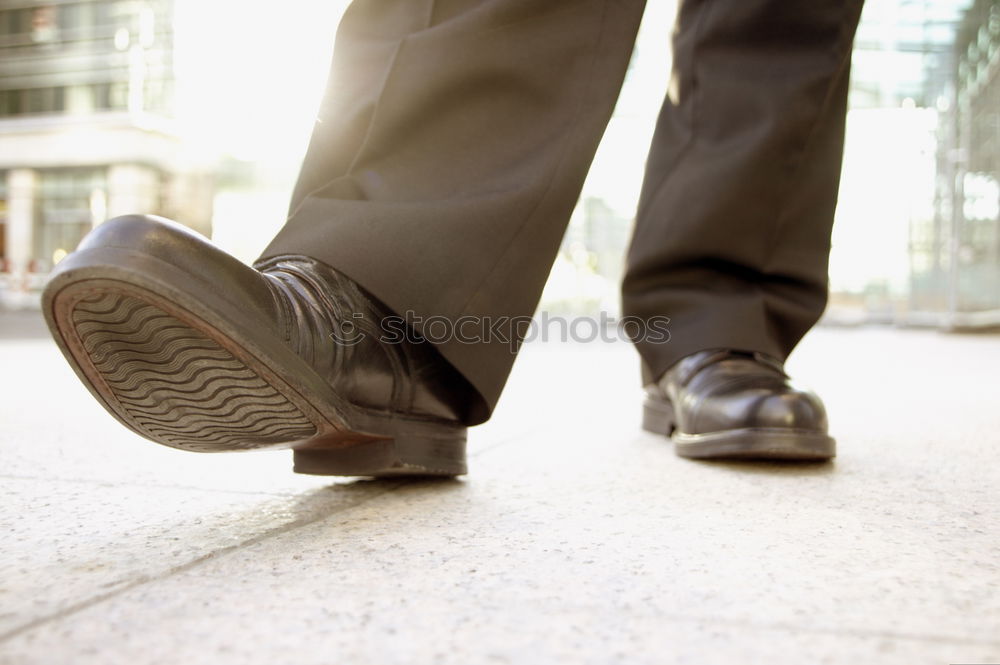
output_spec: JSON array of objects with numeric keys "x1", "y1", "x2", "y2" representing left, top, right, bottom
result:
[
  {"x1": 636, "y1": 431, "x2": 836, "y2": 477},
  {"x1": 696, "y1": 458, "x2": 836, "y2": 477},
  {"x1": 276, "y1": 476, "x2": 466, "y2": 526}
]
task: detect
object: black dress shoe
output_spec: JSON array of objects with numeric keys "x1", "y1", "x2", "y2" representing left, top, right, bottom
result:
[
  {"x1": 642, "y1": 349, "x2": 835, "y2": 460},
  {"x1": 42, "y1": 215, "x2": 475, "y2": 477}
]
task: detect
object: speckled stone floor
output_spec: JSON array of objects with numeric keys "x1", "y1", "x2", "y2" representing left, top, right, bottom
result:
[{"x1": 1, "y1": 311, "x2": 998, "y2": 664}]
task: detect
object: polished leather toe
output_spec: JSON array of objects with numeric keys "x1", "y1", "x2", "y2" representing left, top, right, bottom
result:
[
  {"x1": 747, "y1": 391, "x2": 828, "y2": 431},
  {"x1": 643, "y1": 349, "x2": 835, "y2": 460},
  {"x1": 676, "y1": 350, "x2": 828, "y2": 435}
]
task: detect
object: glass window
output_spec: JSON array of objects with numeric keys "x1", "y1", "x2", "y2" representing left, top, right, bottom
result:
[
  {"x1": 109, "y1": 82, "x2": 128, "y2": 109},
  {"x1": 94, "y1": 1, "x2": 113, "y2": 28},
  {"x1": 24, "y1": 88, "x2": 46, "y2": 114},
  {"x1": 34, "y1": 168, "x2": 107, "y2": 271},
  {"x1": 0, "y1": 90, "x2": 23, "y2": 117},
  {"x1": 2, "y1": 9, "x2": 30, "y2": 36},
  {"x1": 0, "y1": 173, "x2": 7, "y2": 267},
  {"x1": 92, "y1": 82, "x2": 128, "y2": 112},
  {"x1": 57, "y1": 3, "x2": 83, "y2": 32},
  {"x1": 15, "y1": 87, "x2": 66, "y2": 115}
]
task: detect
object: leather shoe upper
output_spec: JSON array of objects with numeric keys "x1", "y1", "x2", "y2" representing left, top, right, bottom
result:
[
  {"x1": 256, "y1": 256, "x2": 473, "y2": 423},
  {"x1": 650, "y1": 349, "x2": 829, "y2": 435}
]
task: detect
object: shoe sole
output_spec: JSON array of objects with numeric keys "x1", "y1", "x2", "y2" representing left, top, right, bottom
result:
[
  {"x1": 643, "y1": 395, "x2": 835, "y2": 461},
  {"x1": 43, "y1": 247, "x2": 466, "y2": 477}
]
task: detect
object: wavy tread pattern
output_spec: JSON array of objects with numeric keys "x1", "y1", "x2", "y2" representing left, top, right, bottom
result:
[{"x1": 71, "y1": 292, "x2": 316, "y2": 451}]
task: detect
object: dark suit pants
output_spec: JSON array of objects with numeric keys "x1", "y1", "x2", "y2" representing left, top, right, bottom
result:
[{"x1": 258, "y1": 0, "x2": 865, "y2": 424}]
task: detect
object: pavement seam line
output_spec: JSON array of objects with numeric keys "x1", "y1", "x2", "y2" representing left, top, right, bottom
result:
[
  {"x1": 0, "y1": 480, "x2": 409, "y2": 643},
  {"x1": 0, "y1": 430, "x2": 517, "y2": 644}
]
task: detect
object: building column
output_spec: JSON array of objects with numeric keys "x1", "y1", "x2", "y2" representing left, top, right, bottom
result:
[{"x1": 6, "y1": 169, "x2": 37, "y2": 279}]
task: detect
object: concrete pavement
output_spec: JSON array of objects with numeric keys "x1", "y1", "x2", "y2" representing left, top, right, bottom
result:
[{"x1": 1, "y1": 313, "x2": 998, "y2": 664}]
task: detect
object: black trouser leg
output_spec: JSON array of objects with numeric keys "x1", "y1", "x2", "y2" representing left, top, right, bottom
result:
[{"x1": 623, "y1": 0, "x2": 864, "y2": 384}]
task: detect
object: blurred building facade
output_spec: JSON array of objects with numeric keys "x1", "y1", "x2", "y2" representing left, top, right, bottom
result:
[
  {"x1": 553, "y1": 0, "x2": 1000, "y2": 328},
  {"x1": 1, "y1": 1, "x2": 996, "y2": 324},
  {"x1": 852, "y1": 0, "x2": 1000, "y2": 327},
  {"x1": 778, "y1": 0, "x2": 1000, "y2": 328},
  {"x1": 928, "y1": 0, "x2": 1000, "y2": 326},
  {"x1": 826, "y1": 0, "x2": 974, "y2": 325},
  {"x1": 0, "y1": 0, "x2": 212, "y2": 307}
]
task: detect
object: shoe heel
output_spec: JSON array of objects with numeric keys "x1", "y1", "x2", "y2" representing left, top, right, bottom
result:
[
  {"x1": 293, "y1": 431, "x2": 467, "y2": 477},
  {"x1": 642, "y1": 396, "x2": 675, "y2": 436}
]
